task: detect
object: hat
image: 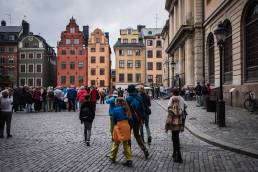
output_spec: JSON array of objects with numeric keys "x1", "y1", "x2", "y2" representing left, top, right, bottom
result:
[
  {"x1": 127, "y1": 84, "x2": 136, "y2": 93},
  {"x1": 113, "y1": 91, "x2": 118, "y2": 97}
]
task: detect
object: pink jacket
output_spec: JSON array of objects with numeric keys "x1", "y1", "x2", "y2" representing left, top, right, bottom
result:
[{"x1": 77, "y1": 89, "x2": 88, "y2": 103}]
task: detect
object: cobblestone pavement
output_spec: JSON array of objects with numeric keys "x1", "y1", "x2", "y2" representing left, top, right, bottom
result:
[
  {"x1": 157, "y1": 99, "x2": 258, "y2": 153},
  {"x1": 0, "y1": 102, "x2": 258, "y2": 172}
]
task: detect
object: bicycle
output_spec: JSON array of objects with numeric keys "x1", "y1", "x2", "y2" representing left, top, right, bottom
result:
[{"x1": 243, "y1": 90, "x2": 258, "y2": 113}]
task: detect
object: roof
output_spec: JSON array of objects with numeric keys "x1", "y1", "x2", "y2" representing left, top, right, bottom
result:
[
  {"x1": 141, "y1": 28, "x2": 162, "y2": 37},
  {"x1": 0, "y1": 26, "x2": 22, "y2": 33},
  {"x1": 113, "y1": 40, "x2": 145, "y2": 48}
]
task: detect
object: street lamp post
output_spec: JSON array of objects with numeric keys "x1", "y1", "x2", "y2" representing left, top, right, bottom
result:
[
  {"x1": 214, "y1": 22, "x2": 227, "y2": 127},
  {"x1": 170, "y1": 57, "x2": 176, "y2": 89}
]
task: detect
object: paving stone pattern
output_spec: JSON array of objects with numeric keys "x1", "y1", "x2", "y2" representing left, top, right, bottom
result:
[{"x1": 0, "y1": 103, "x2": 258, "y2": 171}]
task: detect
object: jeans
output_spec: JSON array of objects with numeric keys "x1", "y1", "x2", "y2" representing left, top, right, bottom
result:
[
  {"x1": 68, "y1": 98, "x2": 76, "y2": 111},
  {"x1": 140, "y1": 115, "x2": 151, "y2": 141},
  {"x1": 110, "y1": 141, "x2": 132, "y2": 161},
  {"x1": 47, "y1": 99, "x2": 54, "y2": 111},
  {"x1": 0, "y1": 112, "x2": 12, "y2": 136},
  {"x1": 172, "y1": 130, "x2": 182, "y2": 159},
  {"x1": 84, "y1": 121, "x2": 92, "y2": 142}
]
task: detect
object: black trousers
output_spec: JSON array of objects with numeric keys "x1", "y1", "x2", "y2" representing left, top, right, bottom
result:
[
  {"x1": 132, "y1": 122, "x2": 147, "y2": 152},
  {"x1": 0, "y1": 112, "x2": 12, "y2": 136},
  {"x1": 172, "y1": 131, "x2": 182, "y2": 158}
]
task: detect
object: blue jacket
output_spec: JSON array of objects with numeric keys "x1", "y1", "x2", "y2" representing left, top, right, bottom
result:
[
  {"x1": 105, "y1": 96, "x2": 117, "y2": 116},
  {"x1": 112, "y1": 106, "x2": 128, "y2": 125},
  {"x1": 67, "y1": 88, "x2": 77, "y2": 99},
  {"x1": 126, "y1": 93, "x2": 145, "y2": 123}
]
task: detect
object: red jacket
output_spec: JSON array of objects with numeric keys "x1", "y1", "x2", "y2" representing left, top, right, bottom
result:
[
  {"x1": 77, "y1": 89, "x2": 88, "y2": 103},
  {"x1": 90, "y1": 89, "x2": 98, "y2": 102}
]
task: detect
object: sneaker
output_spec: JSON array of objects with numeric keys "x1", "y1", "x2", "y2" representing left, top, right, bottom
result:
[
  {"x1": 86, "y1": 141, "x2": 90, "y2": 146},
  {"x1": 147, "y1": 136, "x2": 152, "y2": 144},
  {"x1": 109, "y1": 158, "x2": 116, "y2": 163},
  {"x1": 122, "y1": 160, "x2": 132, "y2": 167},
  {"x1": 7, "y1": 135, "x2": 12, "y2": 138},
  {"x1": 144, "y1": 150, "x2": 149, "y2": 159}
]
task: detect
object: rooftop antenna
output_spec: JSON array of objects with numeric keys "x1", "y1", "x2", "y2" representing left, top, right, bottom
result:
[
  {"x1": 5, "y1": 13, "x2": 11, "y2": 25},
  {"x1": 155, "y1": 13, "x2": 159, "y2": 29}
]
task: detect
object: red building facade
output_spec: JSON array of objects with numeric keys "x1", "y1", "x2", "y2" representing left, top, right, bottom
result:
[{"x1": 57, "y1": 17, "x2": 88, "y2": 87}]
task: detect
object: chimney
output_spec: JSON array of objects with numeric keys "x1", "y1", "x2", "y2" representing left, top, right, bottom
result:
[
  {"x1": 137, "y1": 25, "x2": 145, "y2": 32},
  {"x1": 105, "y1": 32, "x2": 109, "y2": 42},
  {"x1": 22, "y1": 20, "x2": 30, "y2": 35},
  {"x1": 1, "y1": 20, "x2": 6, "y2": 26},
  {"x1": 83, "y1": 25, "x2": 89, "y2": 47}
]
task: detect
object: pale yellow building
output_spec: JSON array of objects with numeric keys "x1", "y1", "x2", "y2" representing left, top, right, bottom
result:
[
  {"x1": 88, "y1": 28, "x2": 111, "y2": 90},
  {"x1": 114, "y1": 26, "x2": 145, "y2": 89}
]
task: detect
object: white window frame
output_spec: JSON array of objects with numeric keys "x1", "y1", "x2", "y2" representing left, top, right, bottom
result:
[
  {"x1": 20, "y1": 53, "x2": 26, "y2": 60},
  {"x1": 27, "y1": 63, "x2": 34, "y2": 73},
  {"x1": 74, "y1": 39, "x2": 79, "y2": 44},
  {"x1": 36, "y1": 53, "x2": 42, "y2": 59},
  {"x1": 78, "y1": 62, "x2": 84, "y2": 69},
  {"x1": 20, "y1": 64, "x2": 26, "y2": 73},
  {"x1": 35, "y1": 77, "x2": 42, "y2": 87},
  {"x1": 70, "y1": 28, "x2": 75, "y2": 33},
  {"x1": 27, "y1": 77, "x2": 34, "y2": 87},
  {"x1": 35, "y1": 64, "x2": 42, "y2": 73},
  {"x1": 66, "y1": 39, "x2": 71, "y2": 45},
  {"x1": 28, "y1": 53, "x2": 34, "y2": 59},
  {"x1": 128, "y1": 50, "x2": 133, "y2": 56},
  {"x1": 19, "y1": 77, "x2": 26, "y2": 86}
]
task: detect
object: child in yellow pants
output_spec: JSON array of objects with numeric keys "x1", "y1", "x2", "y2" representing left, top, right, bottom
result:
[{"x1": 109, "y1": 98, "x2": 132, "y2": 167}]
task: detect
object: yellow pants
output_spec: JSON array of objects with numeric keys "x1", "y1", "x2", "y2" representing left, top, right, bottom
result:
[{"x1": 110, "y1": 141, "x2": 132, "y2": 161}]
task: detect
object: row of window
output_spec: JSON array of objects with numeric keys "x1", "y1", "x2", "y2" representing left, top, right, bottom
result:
[
  {"x1": 61, "y1": 61, "x2": 84, "y2": 69},
  {"x1": 20, "y1": 53, "x2": 42, "y2": 59},
  {"x1": 121, "y1": 38, "x2": 138, "y2": 44},
  {"x1": 0, "y1": 47, "x2": 15, "y2": 53},
  {"x1": 118, "y1": 49, "x2": 141, "y2": 56},
  {"x1": 147, "y1": 50, "x2": 162, "y2": 58},
  {"x1": 90, "y1": 68, "x2": 106, "y2": 75},
  {"x1": 90, "y1": 80, "x2": 105, "y2": 87},
  {"x1": 90, "y1": 47, "x2": 106, "y2": 52},
  {"x1": 65, "y1": 39, "x2": 80, "y2": 45},
  {"x1": 118, "y1": 73, "x2": 141, "y2": 82},
  {"x1": 90, "y1": 56, "x2": 105, "y2": 63},
  {"x1": 20, "y1": 64, "x2": 42, "y2": 73},
  {"x1": 147, "y1": 62, "x2": 162, "y2": 70},
  {"x1": 118, "y1": 60, "x2": 162, "y2": 70},
  {"x1": 146, "y1": 40, "x2": 162, "y2": 47},
  {"x1": 61, "y1": 49, "x2": 84, "y2": 55},
  {"x1": 0, "y1": 56, "x2": 14, "y2": 64},
  {"x1": 147, "y1": 75, "x2": 163, "y2": 83},
  {"x1": 0, "y1": 34, "x2": 16, "y2": 41},
  {"x1": 19, "y1": 77, "x2": 42, "y2": 87},
  {"x1": 61, "y1": 76, "x2": 84, "y2": 85}
]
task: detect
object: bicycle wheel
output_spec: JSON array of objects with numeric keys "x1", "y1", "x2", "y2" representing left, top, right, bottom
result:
[{"x1": 244, "y1": 99, "x2": 253, "y2": 112}]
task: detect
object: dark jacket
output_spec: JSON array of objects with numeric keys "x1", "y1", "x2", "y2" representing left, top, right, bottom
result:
[
  {"x1": 126, "y1": 93, "x2": 145, "y2": 124},
  {"x1": 140, "y1": 92, "x2": 151, "y2": 115},
  {"x1": 79, "y1": 101, "x2": 95, "y2": 123}
]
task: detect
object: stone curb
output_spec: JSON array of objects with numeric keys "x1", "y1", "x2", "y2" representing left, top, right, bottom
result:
[{"x1": 154, "y1": 100, "x2": 258, "y2": 159}]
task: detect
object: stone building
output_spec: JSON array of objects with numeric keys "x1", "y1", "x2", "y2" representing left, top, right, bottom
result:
[
  {"x1": 142, "y1": 28, "x2": 164, "y2": 86},
  {"x1": 164, "y1": 0, "x2": 204, "y2": 88},
  {"x1": 88, "y1": 28, "x2": 111, "y2": 90},
  {"x1": 161, "y1": 20, "x2": 170, "y2": 88},
  {"x1": 18, "y1": 34, "x2": 56, "y2": 87},
  {"x1": 204, "y1": 0, "x2": 258, "y2": 107},
  {"x1": 0, "y1": 20, "x2": 23, "y2": 87},
  {"x1": 114, "y1": 26, "x2": 145, "y2": 89},
  {"x1": 57, "y1": 17, "x2": 88, "y2": 87}
]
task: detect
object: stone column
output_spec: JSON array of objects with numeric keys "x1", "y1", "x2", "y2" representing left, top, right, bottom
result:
[
  {"x1": 173, "y1": 6, "x2": 177, "y2": 35},
  {"x1": 185, "y1": 0, "x2": 192, "y2": 24},
  {"x1": 185, "y1": 38, "x2": 194, "y2": 86},
  {"x1": 178, "y1": 46, "x2": 184, "y2": 75},
  {"x1": 178, "y1": 0, "x2": 182, "y2": 26}
]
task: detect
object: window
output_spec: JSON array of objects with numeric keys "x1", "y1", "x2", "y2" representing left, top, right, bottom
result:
[
  {"x1": 156, "y1": 50, "x2": 162, "y2": 58},
  {"x1": 9, "y1": 47, "x2": 14, "y2": 52},
  {"x1": 8, "y1": 35, "x2": 15, "y2": 41},
  {"x1": 28, "y1": 53, "x2": 34, "y2": 59},
  {"x1": 223, "y1": 20, "x2": 232, "y2": 84},
  {"x1": 244, "y1": 2, "x2": 258, "y2": 81},
  {"x1": 61, "y1": 50, "x2": 66, "y2": 55},
  {"x1": 128, "y1": 29, "x2": 132, "y2": 34},
  {"x1": 91, "y1": 68, "x2": 96, "y2": 75},
  {"x1": 123, "y1": 39, "x2": 128, "y2": 43},
  {"x1": 147, "y1": 40, "x2": 153, "y2": 46},
  {"x1": 36, "y1": 64, "x2": 42, "y2": 73},
  {"x1": 100, "y1": 68, "x2": 105, "y2": 75},
  {"x1": 28, "y1": 64, "x2": 34, "y2": 73},
  {"x1": 100, "y1": 47, "x2": 105, "y2": 52},
  {"x1": 91, "y1": 48, "x2": 96, "y2": 52},
  {"x1": 19, "y1": 78, "x2": 26, "y2": 86},
  {"x1": 119, "y1": 74, "x2": 124, "y2": 82},
  {"x1": 70, "y1": 50, "x2": 75, "y2": 55},
  {"x1": 78, "y1": 62, "x2": 84, "y2": 69},
  {"x1": 119, "y1": 60, "x2": 125, "y2": 68},
  {"x1": 131, "y1": 39, "x2": 137, "y2": 43},
  {"x1": 96, "y1": 38, "x2": 100, "y2": 43},
  {"x1": 70, "y1": 28, "x2": 75, "y2": 33},
  {"x1": 70, "y1": 62, "x2": 75, "y2": 69},
  {"x1": 147, "y1": 62, "x2": 153, "y2": 70},
  {"x1": 36, "y1": 78, "x2": 42, "y2": 87},
  {"x1": 207, "y1": 33, "x2": 215, "y2": 85},
  {"x1": 156, "y1": 75, "x2": 162, "y2": 83},
  {"x1": 0, "y1": 57, "x2": 5, "y2": 64},
  {"x1": 147, "y1": 75, "x2": 153, "y2": 83},
  {"x1": 91, "y1": 80, "x2": 96, "y2": 86},
  {"x1": 156, "y1": 40, "x2": 162, "y2": 47},
  {"x1": 78, "y1": 50, "x2": 83, "y2": 55},
  {"x1": 119, "y1": 49, "x2": 124, "y2": 56},
  {"x1": 127, "y1": 60, "x2": 133, "y2": 68},
  {"x1": 136, "y1": 73, "x2": 141, "y2": 82},
  {"x1": 135, "y1": 60, "x2": 141, "y2": 68},
  {"x1": 61, "y1": 76, "x2": 66, "y2": 84},
  {"x1": 74, "y1": 39, "x2": 79, "y2": 44},
  {"x1": 0, "y1": 47, "x2": 5, "y2": 52},
  {"x1": 20, "y1": 64, "x2": 26, "y2": 73},
  {"x1": 78, "y1": 76, "x2": 84, "y2": 85},
  {"x1": 27, "y1": 78, "x2": 34, "y2": 86},
  {"x1": 136, "y1": 50, "x2": 141, "y2": 56},
  {"x1": 156, "y1": 62, "x2": 162, "y2": 70},
  {"x1": 8, "y1": 58, "x2": 14, "y2": 64},
  {"x1": 36, "y1": 53, "x2": 42, "y2": 59},
  {"x1": 91, "y1": 56, "x2": 96, "y2": 63},
  {"x1": 147, "y1": 50, "x2": 153, "y2": 58},
  {"x1": 61, "y1": 62, "x2": 66, "y2": 69},
  {"x1": 100, "y1": 56, "x2": 105, "y2": 63},
  {"x1": 66, "y1": 39, "x2": 71, "y2": 44},
  {"x1": 100, "y1": 80, "x2": 105, "y2": 87},
  {"x1": 128, "y1": 50, "x2": 133, "y2": 56},
  {"x1": 70, "y1": 76, "x2": 75, "y2": 84},
  {"x1": 127, "y1": 74, "x2": 133, "y2": 82}
]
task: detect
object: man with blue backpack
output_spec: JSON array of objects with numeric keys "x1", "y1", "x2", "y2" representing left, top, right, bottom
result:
[{"x1": 126, "y1": 85, "x2": 149, "y2": 159}]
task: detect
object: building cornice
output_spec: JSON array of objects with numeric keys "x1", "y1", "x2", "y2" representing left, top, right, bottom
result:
[{"x1": 166, "y1": 25, "x2": 194, "y2": 54}]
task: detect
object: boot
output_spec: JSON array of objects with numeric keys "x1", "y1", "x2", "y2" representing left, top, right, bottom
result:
[
  {"x1": 122, "y1": 160, "x2": 133, "y2": 167},
  {"x1": 144, "y1": 149, "x2": 149, "y2": 159},
  {"x1": 173, "y1": 151, "x2": 183, "y2": 163},
  {"x1": 148, "y1": 136, "x2": 152, "y2": 144}
]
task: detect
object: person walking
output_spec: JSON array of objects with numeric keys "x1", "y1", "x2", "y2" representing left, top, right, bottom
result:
[
  {"x1": 33, "y1": 87, "x2": 42, "y2": 112},
  {"x1": 0, "y1": 89, "x2": 13, "y2": 138},
  {"x1": 109, "y1": 97, "x2": 132, "y2": 167},
  {"x1": 106, "y1": 91, "x2": 118, "y2": 137},
  {"x1": 126, "y1": 84, "x2": 149, "y2": 159},
  {"x1": 166, "y1": 88, "x2": 187, "y2": 163},
  {"x1": 67, "y1": 86, "x2": 77, "y2": 112},
  {"x1": 79, "y1": 95, "x2": 95, "y2": 146},
  {"x1": 195, "y1": 82, "x2": 202, "y2": 107},
  {"x1": 139, "y1": 86, "x2": 152, "y2": 145},
  {"x1": 77, "y1": 86, "x2": 87, "y2": 109}
]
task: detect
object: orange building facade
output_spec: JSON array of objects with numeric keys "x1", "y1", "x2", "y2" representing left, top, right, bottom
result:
[
  {"x1": 88, "y1": 28, "x2": 111, "y2": 90},
  {"x1": 57, "y1": 18, "x2": 88, "y2": 87}
]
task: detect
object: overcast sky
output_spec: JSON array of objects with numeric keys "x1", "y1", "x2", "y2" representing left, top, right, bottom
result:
[{"x1": 0, "y1": 0, "x2": 168, "y2": 68}]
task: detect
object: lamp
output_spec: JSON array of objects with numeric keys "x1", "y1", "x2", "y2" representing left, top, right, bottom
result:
[{"x1": 170, "y1": 58, "x2": 176, "y2": 88}]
